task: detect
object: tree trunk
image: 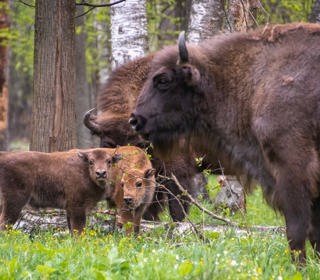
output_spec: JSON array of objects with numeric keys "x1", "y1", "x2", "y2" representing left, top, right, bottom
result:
[
  {"x1": 186, "y1": 0, "x2": 224, "y2": 43},
  {"x1": 75, "y1": 6, "x2": 93, "y2": 148},
  {"x1": 31, "y1": 0, "x2": 76, "y2": 152},
  {"x1": 227, "y1": 0, "x2": 260, "y2": 32},
  {"x1": 0, "y1": 0, "x2": 8, "y2": 150},
  {"x1": 110, "y1": 0, "x2": 148, "y2": 68},
  {"x1": 309, "y1": 0, "x2": 320, "y2": 22}
]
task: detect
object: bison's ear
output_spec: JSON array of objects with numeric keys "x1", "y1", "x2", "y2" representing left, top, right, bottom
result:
[
  {"x1": 111, "y1": 154, "x2": 122, "y2": 164},
  {"x1": 144, "y1": 168, "x2": 156, "y2": 179},
  {"x1": 78, "y1": 152, "x2": 89, "y2": 162},
  {"x1": 180, "y1": 64, "x2": 200, "y2": 86}
]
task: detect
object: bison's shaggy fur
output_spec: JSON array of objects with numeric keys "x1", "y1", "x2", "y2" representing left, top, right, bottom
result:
[
  {"x1": 84, "y1": 55, "x2": 206, "y2": 222},
  {"x1": 0, "y1": 149, "x2": 120, "y2": 233},
  {"x1": 132, "y1": 23, "x2": 320, "y2": 263}
]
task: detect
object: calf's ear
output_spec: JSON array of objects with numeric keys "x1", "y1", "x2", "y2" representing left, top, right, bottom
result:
[
  {"x1": 144, "y1": 168, "x2": 156, "y2": 179},
  {"x1": 111, "y1": 154, "x2": 122, "y2": 164},
  {"x1": 78, "y1": 152, "x2": 88, "y2": 162}
]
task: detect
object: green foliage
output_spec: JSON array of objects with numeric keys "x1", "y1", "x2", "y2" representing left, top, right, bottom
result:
[
  {"x1": 9, "y1": 1, "x2": 35, "y2": 76},
  {"x1": 146, "y1": 0, "x2": 182, "y2": 51},
  {"x1": 0, "y1": 221, "x2": 319, "y2": 279},
  {"x1": 82, "y1": 7, "x2": 110, "y2": 84},
  {"x1": 257, "y1": 0, "x2": 313, "y2": 25}
]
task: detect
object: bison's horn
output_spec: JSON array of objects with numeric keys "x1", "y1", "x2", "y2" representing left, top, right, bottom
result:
[
  {"x1": 83, "y1": 108, "x2": 101, "y2": 134},
  {"x1": 178, "y1": 31, "x2": 189, "y2": 64}
]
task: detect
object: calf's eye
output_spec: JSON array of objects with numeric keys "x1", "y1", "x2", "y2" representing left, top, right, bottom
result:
[
  {"x1": 89, "y1": 160, "x2": 94, "y2": 166},
  {"x1": 135, "y1": 181, "x2": 143, "y2": 188}
]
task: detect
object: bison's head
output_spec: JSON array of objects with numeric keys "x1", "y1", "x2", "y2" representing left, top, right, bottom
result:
[
  {"x1": 121, "y1": 168, "x2": 156, "y2": 210},
  {"x1": 84, "y1": 108, "x2": 148, "y2": 149},
  {"x1": 130, "y1": 32, "x2": 211, "y2": 158},
  {"x1": 78, "y1": 149, "x2": 122, "y2": 189}
]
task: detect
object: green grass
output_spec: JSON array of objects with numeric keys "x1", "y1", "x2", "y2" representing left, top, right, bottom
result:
[{"x1": 1, "y1": 176, "x2": 320, "y2": 279}]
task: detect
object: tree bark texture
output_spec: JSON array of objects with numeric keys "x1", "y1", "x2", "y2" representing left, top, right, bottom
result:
[
  {"x1": 187, "y1": 0, "x2": 224, "y2": 43},
  {"x1": 110, "y1": 0, "x2": 148, "y2": 68},
  {"x1": 227, "y1": 0, "x2": 260, "y2": 32},
  {"x1": 31, "y1": 0, "x2": 76, "y2": 152},
  {"x1": 0, "y1": 0, "x2": 9, "y2": 150}
]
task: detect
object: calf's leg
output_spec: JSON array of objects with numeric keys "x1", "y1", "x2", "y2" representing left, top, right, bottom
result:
[{"x1": 0, "y1": 193, "x2": 29, "y2": 229}]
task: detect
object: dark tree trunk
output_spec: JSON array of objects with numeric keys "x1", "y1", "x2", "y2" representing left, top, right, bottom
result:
[{"x1": 31, "y1": 0, "x2": 76, "y2": 152}]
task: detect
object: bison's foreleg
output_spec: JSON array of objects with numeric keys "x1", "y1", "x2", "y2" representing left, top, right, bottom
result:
[
  {"x1": 118, "y1": 209, "x2": 135, "y2": 235},
  {"x1": 165, "y1": 180, "x2": 190, "y2": 222},
  {"x1": 309, "y1": 196, "x2": 320, "y2": 257},
  {"x1": 277, "y1": 177, "x2": 312, "y2": 264},
  {"x1": 66, "y1": 208, "x2": 86, "y2": 235}
]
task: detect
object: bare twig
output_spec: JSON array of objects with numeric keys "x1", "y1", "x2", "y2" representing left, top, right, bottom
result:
[
  {"x1": 170, "y1": 174, "x2": 239, "y2": 226},
  {"x1": 18, "y1": 0, "x2": 35, "y2": 8},
  {"x1": 76, "y1": 0, "x2": 126, "y2": 8}
]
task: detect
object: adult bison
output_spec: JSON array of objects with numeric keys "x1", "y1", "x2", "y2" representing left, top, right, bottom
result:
[
  {"x1": 84, "y1": 55, "x2": 208, "y2": 222},
  {"x1": 130, "y1": 23, "x2": 320, "y2": 264}
]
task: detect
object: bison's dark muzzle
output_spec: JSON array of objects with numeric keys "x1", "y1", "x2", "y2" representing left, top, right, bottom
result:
[{"x1": 129, "y1": 114, "x2": 147, "y2": 133}]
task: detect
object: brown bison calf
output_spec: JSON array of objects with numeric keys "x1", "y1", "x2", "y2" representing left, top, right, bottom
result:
[
  {"x1": 94, "y1": 146, "x2": 156, "y2": 234},
  {"x1": 0, "y1": 149, "x2": 120, "y2": 233}
]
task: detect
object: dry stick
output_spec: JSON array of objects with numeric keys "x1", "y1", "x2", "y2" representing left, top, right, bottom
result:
[{"x1": 157, "y1": 181, "x2": 205, "y2": 241}]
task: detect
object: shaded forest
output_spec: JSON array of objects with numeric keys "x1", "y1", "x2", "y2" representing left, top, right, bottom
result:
[{"x1": 3, "y1": 0, "x2": 318, "y2": 150}]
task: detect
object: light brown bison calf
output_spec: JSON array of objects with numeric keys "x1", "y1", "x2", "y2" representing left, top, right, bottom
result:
[
  {"x1": 0, "y1": 149, "x2": 120, "y2": 233},
  {"x1": 97, "y1": 146, "x2": 156, "y2": 234}
]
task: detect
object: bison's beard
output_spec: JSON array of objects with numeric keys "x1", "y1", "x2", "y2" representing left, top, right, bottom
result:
[{"x1": 150, "y1": 131, "x2": 192, "y2": 160}]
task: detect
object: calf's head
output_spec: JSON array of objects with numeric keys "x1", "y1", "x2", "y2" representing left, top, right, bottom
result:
[
  {"x1": 121, "y1": 168, "x2": 156, "y2": 210},
  {"x1": 130, "y1": 32, "x2": 207, "y2": 156},
  {"x1": 78, "y1": 150, "x2": 122, "y2": 189}
]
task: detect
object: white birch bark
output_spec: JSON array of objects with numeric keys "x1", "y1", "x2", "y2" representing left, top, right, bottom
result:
[
  {"x1": 187, "y1": 0, "x2": 224, "y2": 43},
  {"x1": 110, "y1": 0, "x2": 148, "y2": 69}
]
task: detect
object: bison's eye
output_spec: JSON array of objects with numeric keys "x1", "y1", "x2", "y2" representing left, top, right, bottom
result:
[
  {"x1": 89, "y1": 159, "x2": 94, "y2": 166},
  {"x1": 154, "y1": 73, "x2": 171, "y2": 91},
  {"x1": 135, "y1": 181, "x2": 143, "y2": 188}
]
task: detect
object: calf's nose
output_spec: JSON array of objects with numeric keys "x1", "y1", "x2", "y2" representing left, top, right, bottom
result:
[
  {"x1": 129, "y1": 113, "x2": 146, "y2": 131},
  {"x1": 96, "y1": 170, "x2": 106, "y2": 178},
  {"x1": 124, "y1": 197, "x2": 133, "y2": 206}
]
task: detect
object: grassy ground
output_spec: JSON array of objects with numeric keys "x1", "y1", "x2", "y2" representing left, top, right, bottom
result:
[{"x1": 1, "y1": 177, "x2": 320, "y2": 279}]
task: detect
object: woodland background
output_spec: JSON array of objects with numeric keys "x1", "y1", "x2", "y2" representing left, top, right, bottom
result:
[{"x1": 0, "y1": 0, "x2": 318, "y2": 152}]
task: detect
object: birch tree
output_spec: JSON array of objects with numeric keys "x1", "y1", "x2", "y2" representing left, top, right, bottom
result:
[
  {"x1": 186, "y1": 0, "x2": 224, "y2": 43},
  {"x1": 110, "y1": 0, "x2": 148, "y2": 69}
]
